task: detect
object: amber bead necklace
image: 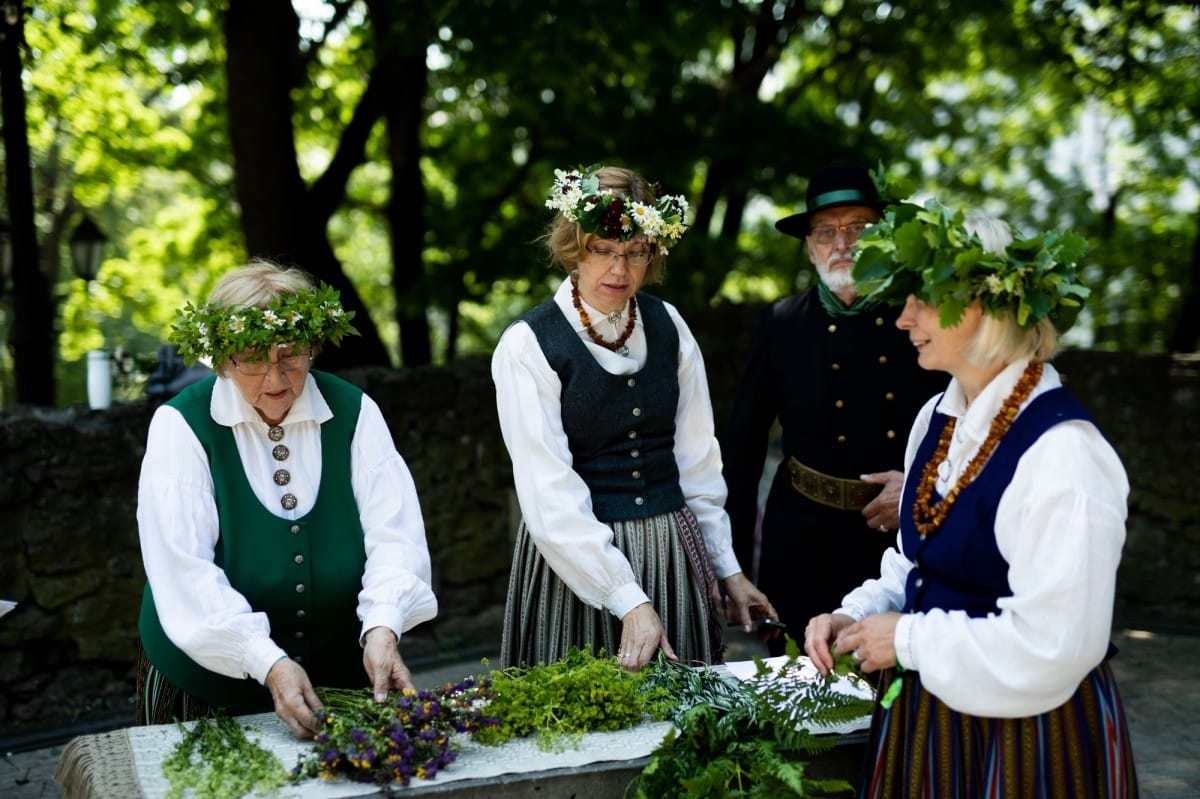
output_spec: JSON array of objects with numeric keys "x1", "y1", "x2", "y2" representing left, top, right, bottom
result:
[
  {"x1": 912, "y1": 360, "x2": 1043, "y2": 537},
  {"x1": 570, "y1": 275, "x2": 638, "y2": 356}
]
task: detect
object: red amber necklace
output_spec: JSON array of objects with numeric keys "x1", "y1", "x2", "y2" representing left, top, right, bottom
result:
[
  {"x1": 912, "y1": 360, "x2": 1043, "y2": 537},
  {"x1": 571, "y1": 276, "x2": 637, "y2": 356}
]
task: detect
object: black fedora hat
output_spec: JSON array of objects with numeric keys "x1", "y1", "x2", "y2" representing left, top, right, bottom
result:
[{"x1": 774, "y1": 162, "x2": 887, "y2": 239}]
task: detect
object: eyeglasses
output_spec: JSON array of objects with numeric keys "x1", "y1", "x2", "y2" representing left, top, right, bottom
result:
[
  {"x1": 809, "y1": 221, "x2": 872, "y2": 245},
  {"x1": 586, "y1": 246, "x2": 653, "y2": 266},
  {"x1": 230, "y1": 350, "x2": 313, "y2": 376}
]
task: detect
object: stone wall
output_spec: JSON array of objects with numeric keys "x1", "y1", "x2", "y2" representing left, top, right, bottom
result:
[
  {"x1": 1, "y1": 311, "x2": 1197, "y2": 744},
  {"x1": 1051, "y1": 349, "x2": 1200, "y2": 628}
]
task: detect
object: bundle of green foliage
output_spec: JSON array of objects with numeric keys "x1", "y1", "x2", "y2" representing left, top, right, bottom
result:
[
  {"x1": 629, "y1": 638, "x2": 874, "y2": 798},
  {"x1": 471, "y1": 647, "x2": 673, "y2": 751},
  {"x1": 161, "y1": 715, "x2": 289, "y2": 799}
]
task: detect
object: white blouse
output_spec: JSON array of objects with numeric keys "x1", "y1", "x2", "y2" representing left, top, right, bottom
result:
[
  {"x1": 835, "y1": 358, "x2": 1129, "y2": 717},
  {"x1": 491, "y1": 279, "x2": 742, "y2": 621},
  {"x1": 137, "y1": 373, "x2": 438, "y2": 687}
]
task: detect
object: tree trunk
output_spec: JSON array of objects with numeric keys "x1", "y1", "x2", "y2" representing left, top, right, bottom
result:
[
  {"x1": 2, "y1": 15, "x2": 55, "y2": 405},
  {"x1": 1166, "y1": 205, "x2": 1200, "y2": 353},
  {"x1": 223, "y1": 0, "x2": 390, "y2": 369},
  {"x1": 386, "y1": 55, "x2": 432, "y2": 367},
  {"x1": 369, "y1": 3, "x2": 432, "y2": 367}
]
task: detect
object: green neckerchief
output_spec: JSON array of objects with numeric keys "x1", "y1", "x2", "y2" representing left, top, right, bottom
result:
[{"x1": 817, "y1": 280, "x2": 877, "y2": 317}]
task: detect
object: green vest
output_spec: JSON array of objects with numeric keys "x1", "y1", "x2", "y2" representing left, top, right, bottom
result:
[{"x1": 138, "y1": 370, "x2": 368, "y2": 714}]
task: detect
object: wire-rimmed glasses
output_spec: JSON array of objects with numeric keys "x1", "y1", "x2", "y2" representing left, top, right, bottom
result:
[
  {"x1": 809, "y1": 221, "x2": 872, "y2": 245},
  {"x1": 230, "y1": 349, "x2": 313, "y2": 376},
  {"x1": 586, "y1": 246, "x2": 653, "y2": 266}
]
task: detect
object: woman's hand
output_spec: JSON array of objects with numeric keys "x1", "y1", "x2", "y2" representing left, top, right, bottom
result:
[
  {"x1": 720, "y1": 572, "x2": 777, "y2": 633},
  {"x1": 834, "y1": 612, "x2": 901, "y2": 674},
  {"x1": 363, "y1": 626, "x2": 415, "y2": 701},
  {"x1": 617, "y1": 603, "x2": 677, "y2": 671},
  {"x1": 803, "y1": 612, "x2": 856, "y2": 675},
  {"x1": 265, "y1": 657, "x2": 323, "y2": 739}
]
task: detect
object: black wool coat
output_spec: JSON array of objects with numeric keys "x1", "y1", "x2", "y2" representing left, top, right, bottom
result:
[{"x1": 720, "y1": 289, "x2": 949, "y2": 630}]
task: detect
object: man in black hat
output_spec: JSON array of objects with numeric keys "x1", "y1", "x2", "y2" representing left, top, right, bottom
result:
[{"x1": 721, "y1": 162, "x2": 947, "y2": 656}]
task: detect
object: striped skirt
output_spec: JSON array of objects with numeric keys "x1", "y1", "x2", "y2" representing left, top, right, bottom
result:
[
  {"x1": 863, "y1": 661, "x2": 1139, "y2": 798},
  {"x1": 133, "y1": 641, "x2": 218, "y2": 726},
  {"x1": 499, "y1": 506, "x2": 724, "y2": 668}
]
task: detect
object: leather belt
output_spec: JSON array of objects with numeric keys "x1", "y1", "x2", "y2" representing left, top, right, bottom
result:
[{"x1": 787, "y1": 456, "x2": 881, "y2": 511}]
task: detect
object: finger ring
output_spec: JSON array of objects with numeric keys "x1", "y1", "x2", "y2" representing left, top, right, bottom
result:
[
  {"x1": 852, "y1": 650, "x2": 863, "y2": 663},
  {"x1": 619, "y1": 653, "x2": 628, "y2": 658},
  {"x1": 879, "y1": 524, "x2": 889, "y2": 532}
]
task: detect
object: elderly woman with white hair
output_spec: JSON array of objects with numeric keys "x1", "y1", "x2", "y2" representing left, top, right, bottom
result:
[
  {"x1": 803, "y1": 200, "x2": 1139, "y2": 797},
  {"x1": 135, "y1": 260, "x2": 437, "y2": 739}
]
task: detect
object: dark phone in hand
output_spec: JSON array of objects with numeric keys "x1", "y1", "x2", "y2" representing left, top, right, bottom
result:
[{"x1": 727, "y1": 619, "x2": 787, "y2": 630}]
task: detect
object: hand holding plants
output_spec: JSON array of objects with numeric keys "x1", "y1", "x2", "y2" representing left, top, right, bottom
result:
[
  {"x1": 363, "y1": 625, "x2": 415, "y2": 701},
  {"x1": 618, "y1": 602, "x2": 677, "y2": 671},
  {"x1": 264, "y1": 657, "x2": 322, "y2": 738},
  {"x1": 803, "y1": 613, "x2": 856, "y2": 675},
  {"x1": 835, "y1": 612, "x2": 900, "y2": 673}
]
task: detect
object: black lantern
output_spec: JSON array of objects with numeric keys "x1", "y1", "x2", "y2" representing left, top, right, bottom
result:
[
  {"x1": 0, "y1": 2, "x2": 22, "y2": 40},
  {"x1": 69, "y1": 215, "x2": 106, "y2": 282}
]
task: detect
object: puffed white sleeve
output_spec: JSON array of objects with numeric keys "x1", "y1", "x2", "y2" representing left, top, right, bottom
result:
[
  {"x1": 491, "y1": 322, "x2": 650, "y2": 620},
  {"x1": 663, "y1": 302, "x2": 742, "y2": 579},
  {"x1": 137, "y1": 405, "x2": 288, "y2": 685},
  {"x1": 351, "y1": 392, "x2": 438, "y2": 643}
]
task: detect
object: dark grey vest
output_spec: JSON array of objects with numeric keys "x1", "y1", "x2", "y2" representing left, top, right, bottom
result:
[{"x1": 523, "y1": 292, "x2": 685, "y2": 522}]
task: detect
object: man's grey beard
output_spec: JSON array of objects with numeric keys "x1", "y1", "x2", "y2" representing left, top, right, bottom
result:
[{"x1": 818, "y1": 267, "x2": 855, "y2": 295}]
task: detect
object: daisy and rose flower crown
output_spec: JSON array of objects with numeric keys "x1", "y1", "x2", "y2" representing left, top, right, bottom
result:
[
  {"x1": 170, "y1": 282, "x2": 358, "y2": 368},
  {"x1": 545, "y1": 166, "x2": 690, "y2": 253}
]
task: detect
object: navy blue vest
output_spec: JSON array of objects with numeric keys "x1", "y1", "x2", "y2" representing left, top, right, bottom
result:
[
  {"x1": 900, "y1": 387, "x2": 1094, "y2": 617},
  {"x1": 523, "y1": 293, "x2": 686, "y2": 522}
]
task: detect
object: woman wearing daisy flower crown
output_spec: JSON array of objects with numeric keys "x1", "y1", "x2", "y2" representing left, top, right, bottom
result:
[
  {"x1": 803, "y1": 198, "x2": 1139, "y2": 797},
  {"x1": 492, "y1": 165, "x2": 777, "y2": 671},
  {"x1": 135, "y1": 259, "x2": 438, "y2": 739}
]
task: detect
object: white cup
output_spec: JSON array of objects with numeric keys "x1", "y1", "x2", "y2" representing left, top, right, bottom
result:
[{"x1": 87, "y1": 350, "x2": 112, "y2": 410}]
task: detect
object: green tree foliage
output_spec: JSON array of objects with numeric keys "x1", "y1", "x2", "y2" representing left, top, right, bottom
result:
[
  {"x1": 1009, "y1": 0, "x2": 1200, "y2": 351},
  {"x1": 2, "y1": 0, "x2": 1195, "y2": 407},
  {"x1": 0, "y1": 2, "x2": 238, "y2": 405}
]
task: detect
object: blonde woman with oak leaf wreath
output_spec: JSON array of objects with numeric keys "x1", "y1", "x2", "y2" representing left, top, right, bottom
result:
[
  {"x1": 135, "y1": 260, "x2": 437, "y2": 739},
  {"x1": 804, "y1": 199, "x2": 1139, "y2": 797},
  {"x1": 493, "y1": 165, "x2": 777, "y2": 672}
]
